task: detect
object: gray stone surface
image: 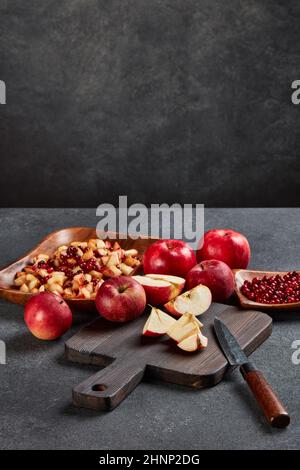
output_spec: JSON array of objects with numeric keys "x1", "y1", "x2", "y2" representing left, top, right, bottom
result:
[
  {"x1": 1, "y1": 2, "x2": 300, "y2": 207},
  {"x1": 0, "y1": 208, "x2": 299, "y2": 449}
]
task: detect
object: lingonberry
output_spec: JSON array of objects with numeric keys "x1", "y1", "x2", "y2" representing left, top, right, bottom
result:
[{"x1": 241, "y1": 271, "x2": 300, "y2": 304}]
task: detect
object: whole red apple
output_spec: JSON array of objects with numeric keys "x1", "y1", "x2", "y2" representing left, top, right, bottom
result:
[
  {"x1": 197, "y1": 229, "x2": 251, "y2": 269},
  {"x1": 96, "y1": 276, "x2": 146, "y2": 322},
  {"x1": 24, "y1": 292, "x2": 72, "y2": 340},
  {"x1": 143, "y1": 239, "x2": 196, "y2": 278},
  {"x1": 186, "y1": 259, "x2": 235, "y2": 302}
]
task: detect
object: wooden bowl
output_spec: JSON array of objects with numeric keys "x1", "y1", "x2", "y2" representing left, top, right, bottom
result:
[
  {"x1": 234, "y1": 269, "x2": 300, "y2": 311},
  {"x1": 0, "y1": 227, "x2": 157, "y2": 310}
]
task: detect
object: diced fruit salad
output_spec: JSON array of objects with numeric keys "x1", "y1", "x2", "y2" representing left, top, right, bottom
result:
[{"x1": 14, "y1": 239, "x2": 141, "y2": 299}]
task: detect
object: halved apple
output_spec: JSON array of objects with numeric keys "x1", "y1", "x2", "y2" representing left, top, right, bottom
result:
[
  {"x1": 142, "y1": 306, "x2": 176, "y2": 336},
  {"x1": 177, "y1": 330, "x2": 208, "y2": 352},
  {"x1": 164, "y1": 284, "x2": 212, "y2": 317},
  {"x1": 146, "y1": 274, "x2": 185, "y2": 297},
  {"x1": 133, "y1": 274, "x2": 185, "y2": 305},
  {"x1": 166, "y1": 313, "x2": 201, "y2": 343}
]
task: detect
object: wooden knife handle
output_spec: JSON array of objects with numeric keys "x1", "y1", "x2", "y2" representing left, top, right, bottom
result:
[
  {"x1": 73, "y1": 357, "x2": 145, "y2": 411},
  {"x1": 241, "y1": 364, "x2": 290, "y2": 428}
]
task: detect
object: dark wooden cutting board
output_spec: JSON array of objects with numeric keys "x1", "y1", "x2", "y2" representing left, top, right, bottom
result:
[{"x1": 65, "y1": 303, "x2": 272, "y2": 411}]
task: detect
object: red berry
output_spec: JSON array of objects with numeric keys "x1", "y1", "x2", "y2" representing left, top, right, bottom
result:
[{"x1": 241, "y1": 271, "x2": 300, "y2": 304}]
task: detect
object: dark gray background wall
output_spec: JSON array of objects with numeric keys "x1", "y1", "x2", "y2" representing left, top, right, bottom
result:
[{"x1": 1, "y1": 0, "x2": 299, "y2": 207}]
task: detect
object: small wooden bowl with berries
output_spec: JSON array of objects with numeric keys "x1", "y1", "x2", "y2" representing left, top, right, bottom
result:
[
  {"x1": 0, "y1": 227, "x2": 157, "y2": 310},
  {"x1": 234, "y1": 269, "x2": 300, "y2": 311}
]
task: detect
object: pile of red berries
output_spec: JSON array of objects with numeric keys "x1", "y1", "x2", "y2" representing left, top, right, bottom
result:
[{"x1": 241, "y1": 271, "x2": 300, "y2": 304}]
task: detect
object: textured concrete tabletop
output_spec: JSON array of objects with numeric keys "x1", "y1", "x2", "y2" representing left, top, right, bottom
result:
[{"x1": 0, "y1": 208, "x2": 299, "y2": 450}]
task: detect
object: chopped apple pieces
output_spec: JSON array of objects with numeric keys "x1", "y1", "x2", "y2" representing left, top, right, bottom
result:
[
  {"x1": 177, "y1": 331, "x2": 208, "y2": 352},
  {"x1": 14, "y1": 239, "x2": 141, "y2": 299},
  {"x1": 167, "y1": 313, "x2": 208, "y2": 352},
  {"x1": 167, "y1": 313, "x2": 200, "y2": 343},
  {"x1": 142, "y1": 309, "x2": 208, "y2": 352},
  {"x1": 142, "y1": 306, "x2": 176, "y2": 336}
]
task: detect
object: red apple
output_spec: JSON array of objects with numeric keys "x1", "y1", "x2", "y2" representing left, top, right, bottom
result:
[
  {"x1": 132, "y1": 274, "x2": 185, "y2": 305},
  {"x1": 96, "y1": 276, "x2": 146, "y2": 322},
  {"x1": 143, "y1": 239, "x2": 196, "y2": 277},
  {"x1": 24, "y1": 292, "x2": 72, "y2": 340},
  {"x1": 197, "y1": 229, "x2": 251, "y2": 269},
  {"x1": 186, "y1": 259, "x2": 234, "y2": 302}
]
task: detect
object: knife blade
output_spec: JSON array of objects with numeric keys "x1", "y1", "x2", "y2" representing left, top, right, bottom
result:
[
  {"x1": 214, "y1": 317, "x2": 290, "y2": 428},
  {"x1": 214, "y1": 317, "x2": 248, "y2": 366}
]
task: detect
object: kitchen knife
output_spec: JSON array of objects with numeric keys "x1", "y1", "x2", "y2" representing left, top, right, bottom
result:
[{"x1": 214, "y1": 317, "x2": 290, "y2": 428}]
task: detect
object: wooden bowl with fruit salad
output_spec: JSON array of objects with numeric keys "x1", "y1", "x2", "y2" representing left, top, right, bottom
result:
[{"x1": 0, "y1": 227, "x2": 157, "y2": 310}]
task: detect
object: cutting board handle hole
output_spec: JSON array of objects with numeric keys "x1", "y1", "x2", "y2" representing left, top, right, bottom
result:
[{"x1": 92, "y1": 384, "x2": 107, "y2": 392}]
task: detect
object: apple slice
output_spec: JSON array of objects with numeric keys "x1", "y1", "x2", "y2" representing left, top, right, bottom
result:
[
  {"x1": 133, "y1": 275, "x2": 182, "y2": 305},
  {"x1": 177, "y1": 330, "x2": 208, "y2": 352},
  {"x1": 166, "y1": 312, "x2": 208, "y2": 351},
  {"x1": 166, "y1": 313, "x2": 201, "y2": 343},
  {"x1": 145, "y1": 274, "x2": 185, "y2": 297},
  {"x1": 168, "y1": 322, "x2": 199, "y2": 343},
  {"x1": 143, "y1": 306, "x2": 176, "y2": 336},
  {"x1": 164, "y1": 285, "x2": 212, "y2": 317}
]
